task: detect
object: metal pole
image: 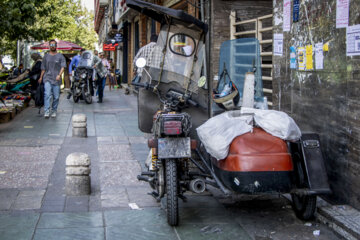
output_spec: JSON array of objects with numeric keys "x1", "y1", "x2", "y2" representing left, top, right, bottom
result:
[{"x1": 17, "y1": 40, "x2": 21, "y2": 66}]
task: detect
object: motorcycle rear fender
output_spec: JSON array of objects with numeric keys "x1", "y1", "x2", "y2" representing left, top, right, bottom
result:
[{"x1": 290, "y1": 133, "x2": 331, "y2": 195}]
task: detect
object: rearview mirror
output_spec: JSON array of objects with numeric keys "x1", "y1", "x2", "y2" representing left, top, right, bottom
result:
[{"x1": 136, "y1": 58, "x2": 146, "y2": 68}]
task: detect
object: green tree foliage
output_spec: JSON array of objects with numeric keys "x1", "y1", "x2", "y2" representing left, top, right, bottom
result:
[{"x1": 0, "y1": 0, "x2": 98, "y2": 66}]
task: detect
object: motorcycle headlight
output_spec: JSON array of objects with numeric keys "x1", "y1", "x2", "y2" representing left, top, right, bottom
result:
[{"x1": 80, "y1": 73, "x2": 87, "y2": 79}]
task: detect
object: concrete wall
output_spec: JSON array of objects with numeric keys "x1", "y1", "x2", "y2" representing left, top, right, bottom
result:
[
  {"x1": 210, "y1": 0, "x2": 272, "y2": 79},
  {"x1": 273, "y1": 0, "x2": 360, "y2": 209}
]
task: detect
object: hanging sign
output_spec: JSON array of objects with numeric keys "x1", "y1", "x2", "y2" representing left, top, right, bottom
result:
[{"x1": 103, "y1": 43, "x2": 119, "y2": 51}]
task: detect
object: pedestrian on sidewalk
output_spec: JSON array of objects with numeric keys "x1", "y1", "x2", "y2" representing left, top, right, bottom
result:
[
  {"x1": 132, "y1": 34, "x2": 159, "y2": 84},
  {"x1": 92, "y1": 53, "x2": 107, "y2": 103},
  {"x1": 38, "y1": 39, "x2": 66, "y2": 118},
  {"x1": 108, "y1": 58, "x2": 116, "y2": 91}
]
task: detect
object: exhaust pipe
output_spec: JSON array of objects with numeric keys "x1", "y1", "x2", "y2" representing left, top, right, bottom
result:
[{"x1": 190, "y1": 178, "x2": 206, "y2": 194}]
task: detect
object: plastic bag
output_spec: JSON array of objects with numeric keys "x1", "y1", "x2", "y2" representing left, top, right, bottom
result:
[
  {"x1": 196, "y1": 110, "x2": 253, "y2": 160},
  {"x1": 241, "y1": 107, "x2": 301, "y2": 141}
]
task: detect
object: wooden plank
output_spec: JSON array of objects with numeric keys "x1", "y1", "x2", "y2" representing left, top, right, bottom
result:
[
  {"x1": 262, "y1": 76, "x2": 273, "y2": 81},
  {"x1": 261, "y1": 52, "x2": 273, "y2": 56},
  {"x1": 263, "y1": 88, "x2": 273, "y2": 94},
  {"x1": 230, "y1": 11, "x2": 236, "y2": 40},
  {"x1": 258, "y1": 14, "x2": 273, "y2": 20},
  {"x1": 259, "y1": 26, "x2": 273, "y2": 32},
  {"x1": 260, "y1": 39, "x2": 272, "y2": 44},
  {"x1": 261, "y1": 64, "x2": 273, "y2": 68},
  {"x1": 234, "y1": 19, "x2": 257, "y2": 25},
  {"x1": 234, "y1": 30, "x2": 257, "y2": 36}
]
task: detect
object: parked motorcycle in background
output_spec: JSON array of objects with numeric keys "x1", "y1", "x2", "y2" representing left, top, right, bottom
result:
[{"x1": 72, "y1": 51, "x2": 96, "y2": 104}]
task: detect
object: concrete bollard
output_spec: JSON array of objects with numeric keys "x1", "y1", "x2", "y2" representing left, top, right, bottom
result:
[
  {"x1": 72, "y1": 114, "x2": 87, "y2": 138},
  {"x1": 65, "y1": 152, "x2": 91, "y2": 196}
]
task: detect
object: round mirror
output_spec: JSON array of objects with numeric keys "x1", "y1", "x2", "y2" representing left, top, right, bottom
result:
[
  {"x1": 169, "y1": 34, "x2": 196, "y2": 57},
  {"x1": 135, "y1": 58, "x2": 146, "y2": 68}
]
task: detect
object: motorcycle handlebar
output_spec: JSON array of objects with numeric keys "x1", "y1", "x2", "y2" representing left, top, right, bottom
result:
[
  {"x1": 131, "y1": 82, "x2": 154, "y2": 90},
  {"x1": 187, "y1": 98, "x2": 198, "y2": 107}
]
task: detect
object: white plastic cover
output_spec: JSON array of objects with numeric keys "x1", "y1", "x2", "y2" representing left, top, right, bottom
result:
[
  {"x1": 196, "y1": 108, "x2": 302, "y2": 160},
  {"x1": 241, "y1": 107, "x2": 301, "y2": 141},
  {"x1": 196, "y1": 110, "x2": 253, "y2": 160}
]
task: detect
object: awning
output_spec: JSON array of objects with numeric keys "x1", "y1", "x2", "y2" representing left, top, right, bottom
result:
[{"x1": 30, "y1": 40, "x2": 83, "y2": 51}]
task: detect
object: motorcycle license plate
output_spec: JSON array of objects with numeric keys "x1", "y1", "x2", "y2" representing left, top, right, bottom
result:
[{"x1": 158, "y1": 137, "x2": 191, "y2": 159}]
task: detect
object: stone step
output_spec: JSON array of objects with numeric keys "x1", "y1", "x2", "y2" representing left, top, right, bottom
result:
[{"x1": 317, "y1": 204, "x2": 360, "y2": 240}]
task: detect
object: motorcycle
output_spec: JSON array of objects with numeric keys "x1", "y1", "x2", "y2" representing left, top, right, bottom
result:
[
  {"x1": 127, "y1": 0, "x2": 330, "y2": 226},
  {"x1": 71, "y1": 50, "x2": 95, "y2": 104}
]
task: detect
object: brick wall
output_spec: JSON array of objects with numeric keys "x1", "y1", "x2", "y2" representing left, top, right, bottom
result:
[{"x1": 273, "y1": 0, "x2": 360, "y2": 209}]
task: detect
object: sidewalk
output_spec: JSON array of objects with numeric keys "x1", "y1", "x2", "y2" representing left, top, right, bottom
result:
[{"x1": 0, "y1": 88, "x2": 344, "y2": 240}]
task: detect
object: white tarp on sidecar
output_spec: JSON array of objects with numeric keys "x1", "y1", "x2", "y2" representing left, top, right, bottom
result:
[{"x1": 196, "y1": 108, "x2": 301, "y2": 160}]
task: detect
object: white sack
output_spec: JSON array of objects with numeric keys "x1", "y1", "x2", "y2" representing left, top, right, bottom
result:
[
  {"x1": 196, "y1": 110, "x2": 253, "y2": 160},
  {"x1": 241, "y1": 107, "x2": 301, "y2": 141}
]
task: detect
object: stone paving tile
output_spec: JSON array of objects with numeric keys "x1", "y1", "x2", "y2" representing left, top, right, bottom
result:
[
  {"x1": 126, "y1": 187, "x2": 160, "y2": 208},
  {"x1": 0, "y1": 146, "x2": 60, "y2": 162},
  {"x1": 175, "y1": 223, "x2": 252, "y2": 240},
  {"x1": 0, "y1": 227, "x2": 36, "y2": 240},
  {"x1": 12, "y1": 195, "x2": 44, "y2": 210},
  {"x1": 104, "y1": 208, "x2": 168, "y2": 226},
  {"x1": 106, "y1": 225, "x2": 177, "y2": 240},
  {"x1": 37, "y1": 212, "x2": 103, "y2": 228},
  {"x1": 0, "y1": 212, "x2": 39, "y2": 228},
  {"x1": 0, "y1": 190, "x2": 19, "y2": 210},
  {"x1": 100, "y1": 187, "x2": 129, "y2": 208},
  {"x1": 178, "y1": 207, "x2": 234, "y2": 224},
  {"x1": 0, "y1": 162, "x2": 53, "y2": 189},
  {"x1": 65, "y1": 196, "x2": 89, "y2": 212},
  {"x1": 34, "y1": 227, "x2": 105, "y2": 240},
  {"x1": 128, "y1": 136, "x2": 147, "y2": 144},
  {"x1": 100, "y1": 162, "x2": 146, "y2": 187},
  {"x1": 98, "y1": 144, "x2": 135, "y2": 162}
]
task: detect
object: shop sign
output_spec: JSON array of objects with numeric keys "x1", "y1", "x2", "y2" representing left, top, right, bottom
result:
[{"x1": 103, "y1": 43, "x2": 119, "y2": 51}]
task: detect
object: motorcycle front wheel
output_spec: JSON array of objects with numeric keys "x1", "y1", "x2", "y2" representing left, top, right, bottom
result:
[
  {"x1": 73, "y1": 94, "x2": 80, "y2": 103},
  {"x1": 165, "y1": 159, "x2": 179, "y2": 226},
  {"x1": 82, "y1": 86, "x2": 92, "y2": 104}
]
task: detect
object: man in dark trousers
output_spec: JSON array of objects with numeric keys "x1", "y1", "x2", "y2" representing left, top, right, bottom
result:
[{"x1": 38, "y1": 39, "x2": 66, "y2": 118}]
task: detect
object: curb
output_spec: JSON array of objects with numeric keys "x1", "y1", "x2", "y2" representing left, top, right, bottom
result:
[{"x1": 317, "y1": 199, "x2": 360, "y2": 240}]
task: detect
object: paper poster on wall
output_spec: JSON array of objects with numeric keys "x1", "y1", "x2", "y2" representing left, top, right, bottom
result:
[
  {"x1": 298, "y1": 47, "x2": 305, "y2": 70},
  {"x1": 315, "y1": 43, "x2": 324, "y2": 70},
  {"x1": 283, "y1": 0, "x2": 291, "y2": 31},
  {"x1": 306, "y1": 45, "x2": 313, "y2": 70},
  {"x1": 336, "y1": 0, "x2": 349, "y2": 28},
  {"x1": 346, "y1": 24, "x2": 360, "y2": 56},
  {"x1": 274, "y1": 34, "x2": 284, "y2": 56},
  {"x1": 290, "y1": 46, "x2": 296, "y2": 69}
]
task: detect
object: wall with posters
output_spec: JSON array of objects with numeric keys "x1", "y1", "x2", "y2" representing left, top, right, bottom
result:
[{"x1": 272, "y1": 0, "x2": 360, "y2": 209}]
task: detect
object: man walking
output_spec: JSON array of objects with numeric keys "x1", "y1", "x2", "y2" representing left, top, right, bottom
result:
[
  {"x1": 38, "y1": 39, "x2": 66, "y2": 118},
  {"x1": 92, "y1": 53, "x2": 107, "y2": 103}
]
